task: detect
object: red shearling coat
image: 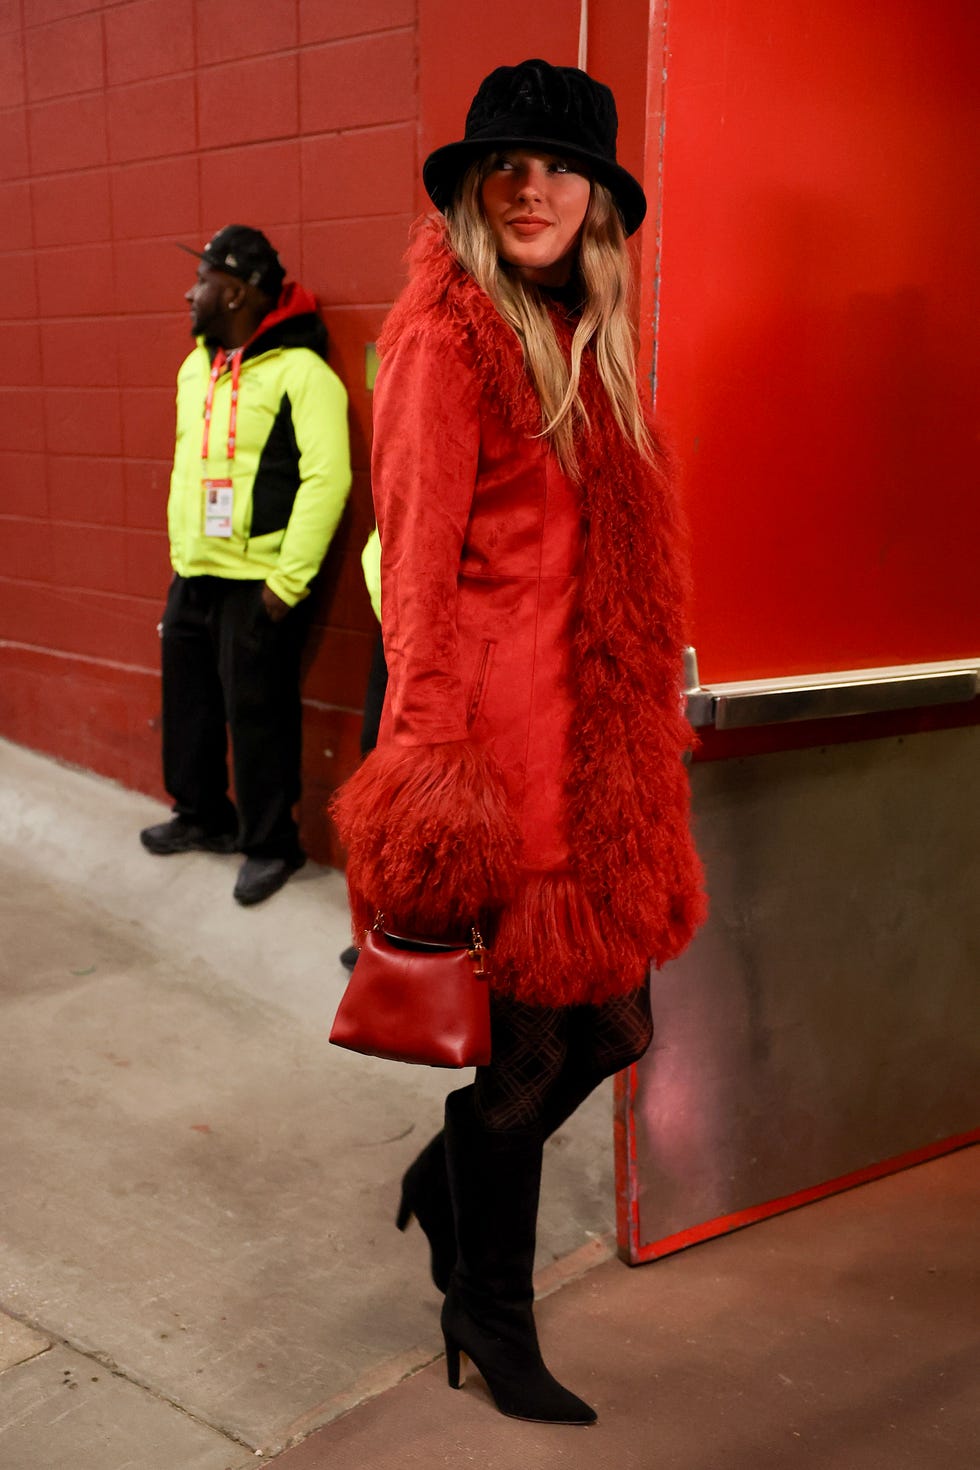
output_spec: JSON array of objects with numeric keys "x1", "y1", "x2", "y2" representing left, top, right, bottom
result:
[{"x1": 334, "y1": 223, "x2": 705, "y2": 1007}]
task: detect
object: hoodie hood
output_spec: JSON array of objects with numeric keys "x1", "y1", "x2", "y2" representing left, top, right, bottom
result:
[{"x1": 203, "y1": 281, "x2": 329, "y2": 364}]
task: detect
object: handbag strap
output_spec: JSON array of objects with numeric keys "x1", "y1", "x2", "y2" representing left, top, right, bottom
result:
[{"x1": 373, "y1": 911, "x2": 489, "y2": 977}]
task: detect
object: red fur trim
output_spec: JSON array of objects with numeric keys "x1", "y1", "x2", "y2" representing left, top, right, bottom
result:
[
  {"x1": 564, "y1": 377, "x2": 708, "y2": 976},
  {"x1": 331, "y1": 740, "x2": 520, "y2": 940},
  {"x1": 492, "y1": 873, "x2": 645, "y2": 1006},
  {"x1": 380, "y1": 220, "x2": 542, "y2": 439},
  {"x1": 493, "y1": 867, "x2": 705, "y2": 1007}
]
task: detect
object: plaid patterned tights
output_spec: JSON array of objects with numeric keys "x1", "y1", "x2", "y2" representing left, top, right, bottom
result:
[{"x1": 473, "y1": 984, "x2": 653, "y2": 1133}]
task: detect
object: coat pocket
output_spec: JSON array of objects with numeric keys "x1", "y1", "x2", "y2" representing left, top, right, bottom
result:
[{"x1": 466, "y1": 640, "x2": 495, "y2": 729}]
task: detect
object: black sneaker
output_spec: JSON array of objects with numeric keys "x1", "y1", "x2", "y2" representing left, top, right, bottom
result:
[
  {"x1": 140, "y1": 818, "x2": 238, "y2": 856},
  {"x1": 233, "y1": 854, "x2": 306, "y2": 907}
]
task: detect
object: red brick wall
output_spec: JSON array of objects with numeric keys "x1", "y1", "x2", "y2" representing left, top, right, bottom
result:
[
  {"x1": 0, "y1": 0, "x2": 649, "y2": 866},
  {"x1": 0, "y1": 0, "x2": 419, "y2": 864}
]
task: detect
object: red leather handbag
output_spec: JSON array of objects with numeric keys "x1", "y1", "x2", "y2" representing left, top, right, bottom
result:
[{"x1": 329, "y1": 916, "x2": 492, "y2": 1068}]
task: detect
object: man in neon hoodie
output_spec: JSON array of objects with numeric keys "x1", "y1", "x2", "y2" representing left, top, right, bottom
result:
[{"x1": 140, "y1": 225, "x2": 351, "y2": 906}]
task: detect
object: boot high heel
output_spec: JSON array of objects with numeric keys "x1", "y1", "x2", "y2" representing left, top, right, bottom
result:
[
  {"x1": 444, "y1": 1338, "x2": 463, "y2": 1391},
  {"x1": 441, "y1": 1287, "x2": 596, "y2": 1425}
]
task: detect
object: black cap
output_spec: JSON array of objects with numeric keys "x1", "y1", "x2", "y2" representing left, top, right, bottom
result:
[
  {"x1": 422, "y1": 59, "x2": 647, "y2": 237},
  {"x1": 178, "y1": 224, "x2": 286, "y2": 298}
]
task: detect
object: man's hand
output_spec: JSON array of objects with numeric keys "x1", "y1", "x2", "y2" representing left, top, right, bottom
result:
[{"x1": 261, "y1": 584, "x2": 290, "y2": 622}]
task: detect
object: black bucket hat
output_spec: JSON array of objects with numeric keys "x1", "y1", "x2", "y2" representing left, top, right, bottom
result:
[
  {"x1": 178, "y1": 224, "x2": 286, "y2": 299},
  {"x1": 422, "y1": 58, "x2": 647, "y2": 237}
]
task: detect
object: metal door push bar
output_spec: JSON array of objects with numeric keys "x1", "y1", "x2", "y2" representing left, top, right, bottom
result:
[{"x1": 683, "y1": 651, "x2": 980, "y2": 730}]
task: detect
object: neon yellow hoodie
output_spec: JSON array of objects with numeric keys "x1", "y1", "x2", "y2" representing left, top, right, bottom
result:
[
  {"x1": 168, "y1": 283, "x2": 351, "y2": 606},
  {"x1": 361, "y1": 526, "x2": 382, "y2": 622}
]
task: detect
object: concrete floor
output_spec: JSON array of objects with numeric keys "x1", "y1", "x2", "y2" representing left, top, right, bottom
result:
[
  {"x1": 1, "y1": 737, "x2": 977, "y2": 1469},
  {"x1": 0, "y1": 738, "x2": 613, "y2": 1467},
  {"x1": 273, "y1": 1148, "x2": 980, "y2": 1470}
]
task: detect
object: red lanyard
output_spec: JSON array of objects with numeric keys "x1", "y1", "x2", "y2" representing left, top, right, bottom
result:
[{"x1": 201, "y1": 348, "x2": 241, "y2": 463}]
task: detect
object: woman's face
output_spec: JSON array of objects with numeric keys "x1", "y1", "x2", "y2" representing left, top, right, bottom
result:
[{"x1": 480, "y1": 150, "x2": 592, "y2": 287}]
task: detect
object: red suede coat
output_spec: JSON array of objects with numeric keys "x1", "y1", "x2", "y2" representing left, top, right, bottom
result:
[{"x1": 334, "y1": 223, "x2": 705, "y2": 1006}]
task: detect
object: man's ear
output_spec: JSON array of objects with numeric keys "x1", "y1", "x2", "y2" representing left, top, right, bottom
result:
[{"x1": 226, "y1": 283, "x2": 245, "y2": 313}]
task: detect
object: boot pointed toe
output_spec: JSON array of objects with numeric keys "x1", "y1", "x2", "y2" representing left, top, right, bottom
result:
[{"x1": 442, "y1": 1288, "x2": 596, "y2": 1424}]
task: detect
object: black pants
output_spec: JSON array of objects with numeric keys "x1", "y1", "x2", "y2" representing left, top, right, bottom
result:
[
  {"x1": 360, "y1": 631, "x2": 388, "y2": 756},
  {"x1": 160, "y1": 574, "x2": 312, "y2": 861}
]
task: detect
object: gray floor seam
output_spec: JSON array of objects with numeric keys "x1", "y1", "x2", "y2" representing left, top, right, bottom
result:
[{"x1": 0, "y1": 1306, "x2": 262, "y2": 1455}]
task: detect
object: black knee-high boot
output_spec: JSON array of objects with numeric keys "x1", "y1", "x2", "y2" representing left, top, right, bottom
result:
[
  {"x1": 395, "y1": 1065, "x2": 616, "y2": 1294},
  {"x1": 397, "y1": 989, "x2": 652, "y2": 1297},
  {"x1": 396, "y1": 1070, "x2": 615, "y2": 1294},
  {"x1": 440, "y1": 1085, "x2": 596, "y2": 1424}
]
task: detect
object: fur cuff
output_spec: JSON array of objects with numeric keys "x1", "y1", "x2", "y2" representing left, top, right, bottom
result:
[
  {"x1": 492, "y1": 867, "x2": 707, "y2": 1007},
  {"x1": 491, "y1": 872, "x2": 648, "y2": 1007},
  {"x1": 331, "y1": 740, "x2": 520, "y2": 940}
]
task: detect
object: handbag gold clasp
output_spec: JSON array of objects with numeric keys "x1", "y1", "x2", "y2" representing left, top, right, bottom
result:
[{"x1": 468, "y1": 926, "x2": 488, "y2": 977}]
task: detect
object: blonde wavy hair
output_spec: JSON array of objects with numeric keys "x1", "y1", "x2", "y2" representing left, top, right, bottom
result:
[{"x1": 445, "y1": 156, "x2": 655, "y2": 477}]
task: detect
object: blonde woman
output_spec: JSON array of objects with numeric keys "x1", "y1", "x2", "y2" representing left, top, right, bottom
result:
[{"x1": 334, "y1": 59, "x2": 705, "y2": 1424}]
